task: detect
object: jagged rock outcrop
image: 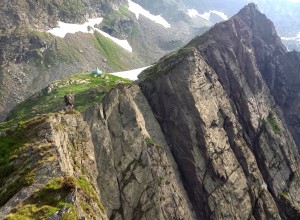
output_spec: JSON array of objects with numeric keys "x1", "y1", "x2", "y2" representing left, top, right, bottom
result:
[
  {"x1": 192, "y1": 7, "x2": 300, "y2": 214},
  {"x1": 1, "y1": 85, "x2": 197, "y2": 219},
  {"x1": 138, "y1": 48, "x2": 281, "y2": 219},
  {"x1": 138, "y1": 3, "x2": 300, "y2": 219},
  {"x1": 83, "y1": 84, "x2": 196, "y2": 219}
]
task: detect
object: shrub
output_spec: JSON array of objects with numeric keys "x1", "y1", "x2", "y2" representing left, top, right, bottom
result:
[
  {"x1": 22, "y1": 171, "x2": 36, "y2": 186},
  {"x1": 145, "y1": 137, "x2": 155, "y2": 147},
  {"x1": 145, "y1": 137, "x2": 161, "y2": 148},
  {"x1": 0, "y1": 164, "x2": 15, "y2": 179},
  {"x1": 62, "y1": 176, "x2": 77, "y2": 191},
  {"x1": 262, "y1": 110, "x2": 280, "y2": 134}
]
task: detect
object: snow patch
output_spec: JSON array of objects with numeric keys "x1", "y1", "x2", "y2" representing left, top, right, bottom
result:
[
  {"x1": 47, "y1": 18, "x2": 102, "y2": 38},
  {"x1": 93, "y1": 27, "x2": 132, "y2": 52},
  {"x1": 128, "y1": 0, "x2": 170, "y2": 28},
  {"x1": 187, "y1": 9, "x2": 228, "y2": 21},
  {"x1": 110, "y1": 66, "x2": 150, "y2": 80},
  {"x1": 47, "y1": 18, "x2": 132, "y2": 52}
]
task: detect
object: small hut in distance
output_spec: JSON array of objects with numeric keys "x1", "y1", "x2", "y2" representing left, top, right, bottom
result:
[{"x1": 91, "y1": 67, "x2": 103, "y2": 75}]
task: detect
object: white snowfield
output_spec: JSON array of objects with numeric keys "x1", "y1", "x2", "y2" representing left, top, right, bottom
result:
[
  {"x1": 47, "y1": 18, "x2": 102, "y2": 38},
  {"x1": 187, "y1": 9, "x2": 228, "y2": 21},
  {"x1": 47, "y1": 1, "x2": 171, "y2": 51},
  {"x1": 109, "y1": 66, "x2": 151, "y2": 80},
  {"x1": 128, "y1": 0, "x2": 171, "y2": 28},
  {"x1": 47, "y1": 18, "x2": 133, "y2": 52},
  {"x1": 94, "y1": 27, "x2": 132, "y2": 52}
]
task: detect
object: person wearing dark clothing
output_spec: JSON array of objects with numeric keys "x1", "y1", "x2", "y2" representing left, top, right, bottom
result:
[{"x1": 64, "y1": 94, "x2": 74, "y2": 112}]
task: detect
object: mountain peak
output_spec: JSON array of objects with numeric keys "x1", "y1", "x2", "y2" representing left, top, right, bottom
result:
[
  {"x1": 235, "y1": 2, "x2": 266, "y2": 23},
  {"x1": 188, "y1": 2, "x2": 284, "y2": 52},
  {"x1": 243, "y1": 2, "x2": 260, "y2": 12},
  {"x1": 232, "y1": 2, "x2": 285, "y2": 50}
]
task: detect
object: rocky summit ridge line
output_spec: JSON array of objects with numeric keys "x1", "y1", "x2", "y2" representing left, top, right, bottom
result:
[{"x1": 1, "y1": 3, "x2": 300, "y2": 220}]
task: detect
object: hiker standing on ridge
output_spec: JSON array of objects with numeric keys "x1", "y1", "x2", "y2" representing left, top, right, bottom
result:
[{"x1": 64, "y1": 94, "x2": 74, "y2": 112}]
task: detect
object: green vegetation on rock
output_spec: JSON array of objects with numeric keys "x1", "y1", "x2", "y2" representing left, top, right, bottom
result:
[
  {"x1": 0, "y1": 112, "x2": 104, "y2": 218},
  {"x1": 102, "y1": 6, "x2": 134, "y2": 26},
  {"x1": 145, "y1": 137, "x2": 160, "y2": 148},
  {"x1": 5, "y1": 73, "x2": 131, "y2": 123},
  {"x1": 263, "y1": 111, "x2": 280, "y2": 134},
  {"x1": 29, "y1": 31, "x2": 82, "y2": 68},
  {"x1": 5, "y1": 177, "x2": 77, "y2": 220},
  {"x1": 77, "y1": 176, "x2": 105, "y2": 213},
  {"x1": 58, "y1": 0, "x2": 85, "y2": 20},
  {"x1": 0, "y1": 116, "x2": 49, "y2": 206},
  {"x1": 0, "y1": 70, "x2": 129, "y2": 216},
  {"x1": 140, "y1": 47, "x2": 194, "y2": 81}
]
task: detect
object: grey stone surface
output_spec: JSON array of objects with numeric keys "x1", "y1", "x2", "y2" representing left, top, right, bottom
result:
[
  {"x1": 138, "y1": 4, "x2": 300, "y2": 219},
  {"x1": 83, "y1": 84, "x2": 196, "y2": 220}
]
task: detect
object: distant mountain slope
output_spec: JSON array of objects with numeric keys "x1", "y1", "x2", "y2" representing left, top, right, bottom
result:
[
  {"x1": 0, "y1": 29, "x2": 142, "y2": 121},
  {"x1": 0, "y1": 0, "x2": 208, "y2": 121},
  {"x1": 0, "y1": 0, "x2": 126, "y2": 32},
  {"x1": 181, "y1": 0, "x2": 300, "y2": 51}
]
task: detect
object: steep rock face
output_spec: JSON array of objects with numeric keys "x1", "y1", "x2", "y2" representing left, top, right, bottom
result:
[
  {"x1": 182, "y1": 2, "x2": 300, "y2": 153},
  {"x1": 83, "y1": 84, "x2": 195, "y2": 219},
  {"x1": 231, "y1": 5, "x2": 300, "y2": 153},
  {"x1": 1, "y1": 84, "x2": 198, "y2": 219},
  {"x1": 192, "y1": 7, "x2": 300, "y2": 217},
  {"x1": 139, "y1": 48, "x2": 280, "y2": 219},
  {"x1": 139, "y1": 3, "x2": 300, "y2": 219}
]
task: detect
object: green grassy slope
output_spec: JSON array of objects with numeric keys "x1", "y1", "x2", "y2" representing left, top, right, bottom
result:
[
  {"x1": 4, "y1": 73, "x2": 131, "y2": 125},
  {"x1": 0, "y1": 72, "x2": 130, "y2": 218}
]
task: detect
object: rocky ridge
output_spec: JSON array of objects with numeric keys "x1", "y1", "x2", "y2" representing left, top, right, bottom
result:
[
  {"x1": 83, "y1": 85, "x2": 196, "y2": 219},
  {"x1": 1, "y1": 3, "x2": 300, "y2": 220},
  {"x1": 138, "y1": 3, "x2": 300, "y2": 219},
  {"x1": 0, "y1": 114, "x2": 107, "y2": 219}
]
